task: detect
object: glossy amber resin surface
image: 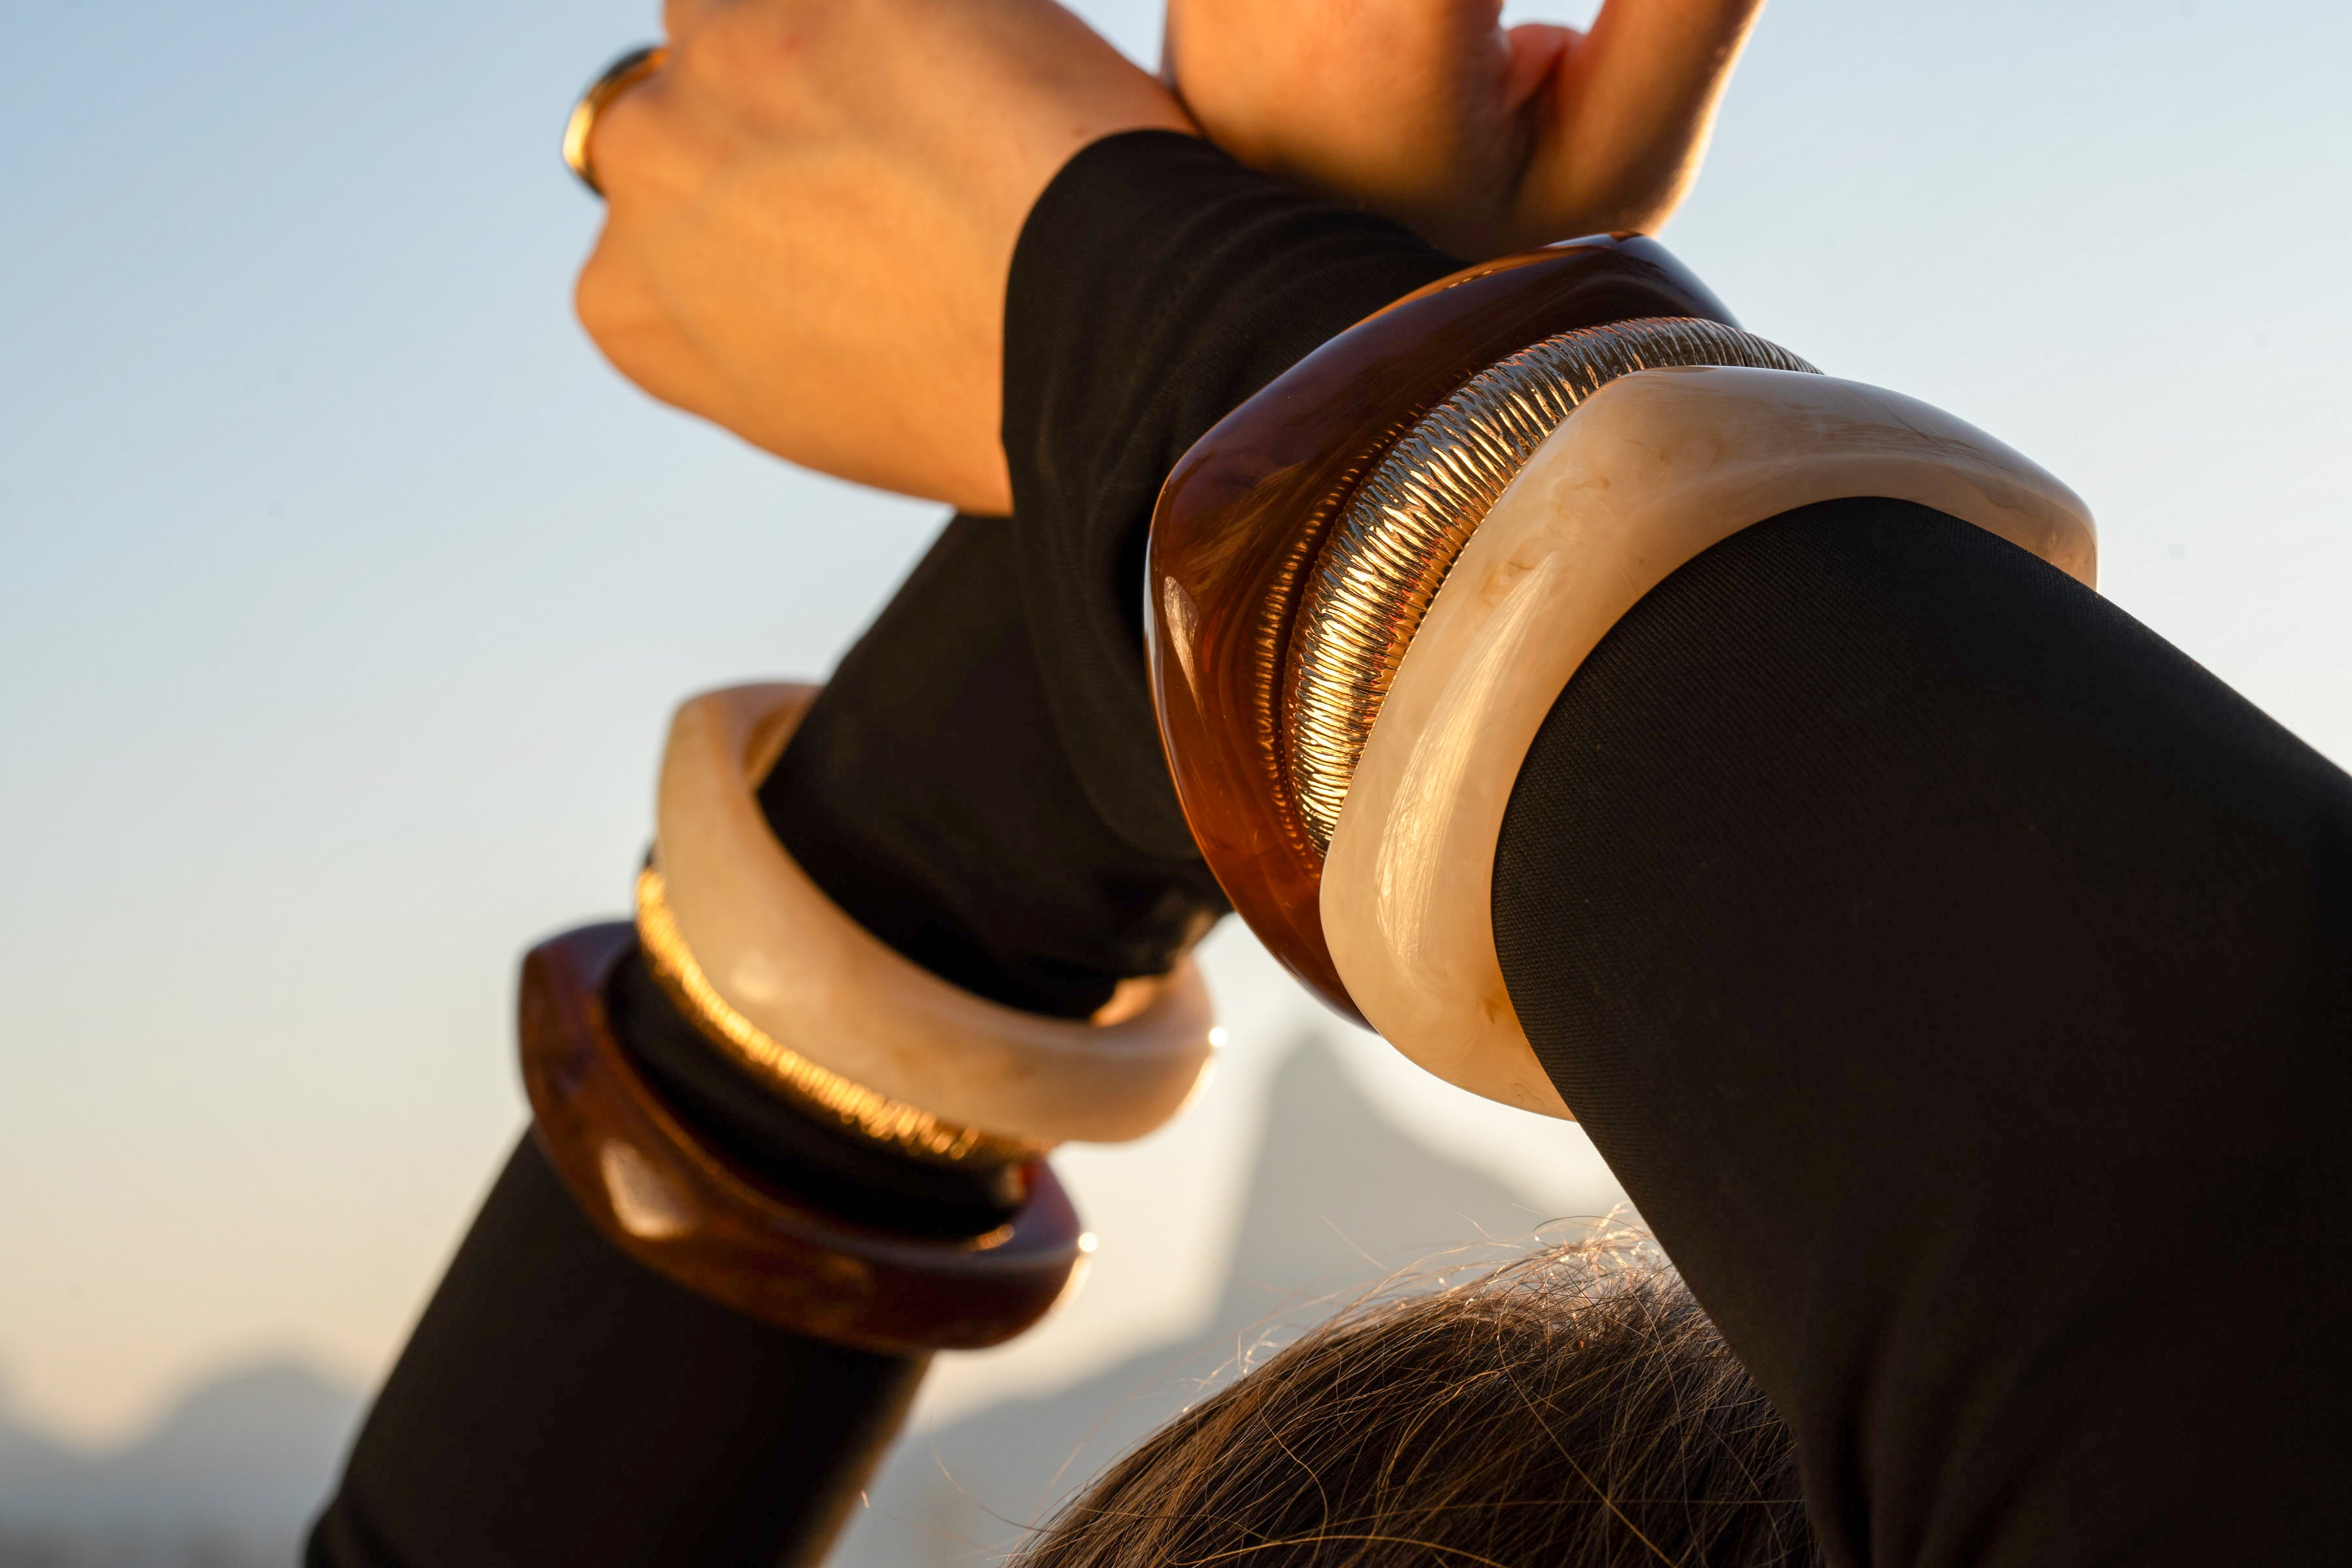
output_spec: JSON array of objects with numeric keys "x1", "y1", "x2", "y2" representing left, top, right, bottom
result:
[
  {"x1": 520, "y1": 923, "x2": 1088, "y2": 1354},
  {"x1": 1146, "y1": 236, "x2": 1738, "y2": 1017}
]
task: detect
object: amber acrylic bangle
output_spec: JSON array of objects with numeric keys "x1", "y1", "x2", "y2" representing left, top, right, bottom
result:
[
  {"x1": 520, "y1": 922, "x2": 1091, "y2": 1354},
  {"x1": 1145, "y1": 235, "x2": 1740, "y2": 1019}
]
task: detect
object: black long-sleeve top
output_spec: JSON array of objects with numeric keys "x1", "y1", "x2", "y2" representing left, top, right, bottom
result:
[{"x1": 314, "y1": 131, "x2": 2352, "y2": 1566}]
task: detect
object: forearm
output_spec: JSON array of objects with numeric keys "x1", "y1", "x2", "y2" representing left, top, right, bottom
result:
[
  {"x1": 314, "y1": 514, "x2": 1196, "y2": 1564},
  {"x1": 311, "y1": 139, "x2": 1454, "y2": 1558},
  {"x1": 306, "y1": 1138, "x2": 924, "y2": 1567},
  {"x1": 1494, "y1": 495, "x2": 2352, "y2": 1563},
  {"x1": 1010, "y1": 131, "x2": 2352, "y2": 1561}
]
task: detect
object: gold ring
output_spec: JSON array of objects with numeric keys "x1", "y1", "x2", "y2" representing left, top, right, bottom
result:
[{"x1": 563, "y1": 44, "x2": 668, "y2": 197}]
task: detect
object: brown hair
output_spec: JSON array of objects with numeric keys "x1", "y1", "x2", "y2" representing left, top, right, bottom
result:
[{"x1": 1011, "y1": 1239, "x2": 1817, "y2": 1567}]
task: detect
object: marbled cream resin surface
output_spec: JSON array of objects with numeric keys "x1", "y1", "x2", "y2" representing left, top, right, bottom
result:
[
  {"x1": 655, "y1": 683, "x2": 1222, "y2": 1145},
  {"x1": 1322, "y1": 367, "x2": 2096, "y2": 1117}
]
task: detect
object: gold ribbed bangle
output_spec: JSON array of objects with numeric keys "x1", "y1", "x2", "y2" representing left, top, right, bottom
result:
[
  {"x1": 634, "y1": 866, "x2": 1048, "y2": 1168},
  {"x1": 1286, "y1": 318, "x2": 1817, "y2": 847}
]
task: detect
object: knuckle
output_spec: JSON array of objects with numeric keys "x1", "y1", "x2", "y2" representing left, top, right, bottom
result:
[
  {"x1": 572, "y1": 244, "x2": 636, "y2": 345},
  {"x1": 692, "y1": 3, "x2": 815, "y2": 101},
  {"x1": 585, "y1": 84, "x2": 661, "y2": 194}
]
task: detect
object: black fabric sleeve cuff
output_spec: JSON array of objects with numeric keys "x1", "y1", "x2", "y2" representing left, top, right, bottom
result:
[{"x1": 1004, "y1": 129, "x2": 1460, "y2": 862}]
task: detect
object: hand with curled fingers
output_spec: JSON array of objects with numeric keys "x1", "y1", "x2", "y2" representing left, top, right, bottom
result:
[
  {"x1": 571, "y1": 0, "x2": 1192, "y2": 515},
  {"x1": 1163, "y1": 0, "x2": 1767, "y2": 257}
]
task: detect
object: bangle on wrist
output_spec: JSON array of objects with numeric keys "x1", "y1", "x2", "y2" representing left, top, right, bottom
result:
[
  {"x1": 636, "y1": 862, "x2": 1043, "y2": 1167},
  {"x1": 1320, "y1": 365, "x2": 2094, "y2": 1115},
  {"x1": 651, "y1": 682, "x2": 1222, "y2": 1149},
  {"x1": 1147, "y1": 235, "x2": 1748, "y2": 1015},
  {"x1": 1150, "y1": 239, "x2": 2095, "y2": 1116},
  {"x1": 520, "y1": 923, "x2": 1090, "y2": 1352}
]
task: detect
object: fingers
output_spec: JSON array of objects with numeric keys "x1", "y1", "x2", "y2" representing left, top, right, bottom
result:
[
  {"x1": 572, "y1": 53, "x2": 710, "y2": 407},
  {"x1": 580, "y1": 61, "x2": 662, "y2": 207},
  {"x1": 574, "y1": 237, "x2": 689, "y2": 406},
  {"x1": 1517, "y1": 0, "x2": 1767, "y2": 241},
  {"x1": 661, "y1": 0, "x2": 723, "y2": 45},
  {"x1": 1501, "y1": 22, "x2": 1578, "y2": 116},
  {"x1": 1165, "y1": 0, "x2": 1526, "y2": 252}
]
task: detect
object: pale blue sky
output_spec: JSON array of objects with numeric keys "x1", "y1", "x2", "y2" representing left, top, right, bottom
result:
[{"x1": 3, "y1": 0, "x2": 2347, "y2": 1445}]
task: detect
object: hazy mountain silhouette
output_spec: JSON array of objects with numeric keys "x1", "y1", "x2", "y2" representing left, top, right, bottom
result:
[
  {"x1": 0, "y1": 1360, "x2": 361, "y2": 1568},
  {"x1": 0, "y1": 1032, "x2": 1592, "y2": 1568},
  {"x1": 831, "y1": 1032, "x2": 1591, "y2": 1568}
]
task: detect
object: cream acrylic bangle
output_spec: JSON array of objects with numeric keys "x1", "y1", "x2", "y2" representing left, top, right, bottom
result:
[
  {"x1": 635, "y1": 864, "x2": 1045, "y2": 1165},
  {"x1": 1321, "y1": 367, "x2": 2097, "y2": 1117},
  {"x1": 653, "y1": 683, "x2": 1222, "y2": 1147}
]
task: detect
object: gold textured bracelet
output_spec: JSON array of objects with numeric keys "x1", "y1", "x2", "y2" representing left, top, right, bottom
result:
[{"x1": 634, "y1": 864, "x2": 1046, "y2": 1168}]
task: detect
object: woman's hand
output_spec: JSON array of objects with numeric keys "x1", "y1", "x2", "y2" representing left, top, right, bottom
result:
[
  {"x1": 1163, "y1": 0, "x2": 1765, "y2": 257},
  {"x1": 574, "y1": 0, "x2": 1192, "y2": 514}
]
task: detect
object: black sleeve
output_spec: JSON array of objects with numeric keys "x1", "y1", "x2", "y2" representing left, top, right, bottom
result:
[
  {"x1": 994, "y1": 134, "x2": 2352, "y2": 1563},
  {"x1": 309, "y1": 515, "x2": 1184, "y2": 1565},
  {"x1": 1002, "y1": 131, "x2": 1461, "y2": 864},
  {"x1": 306, "y1": 1138, "x2": 924, "y2": 1568},
  {"x1": 1492, "y1": 497, "x2": 2352, "y2": 1565},
  {"x1": 313, "y1": 191, "x2": 1399, "y2": 1555}
]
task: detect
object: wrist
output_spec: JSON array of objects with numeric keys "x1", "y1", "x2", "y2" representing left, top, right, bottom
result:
[
  {"x1": 759, "y1": 517, "x2": 1228, "y2": 1018},
  {"x1": 1002, "y1": 131, "x2": 1463, "y2": 870}
]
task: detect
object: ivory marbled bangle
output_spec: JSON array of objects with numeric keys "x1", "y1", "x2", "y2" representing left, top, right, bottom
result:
[
  {"x1": 1321, "y1": 367, "x2": 2098, "y2": 1117},
  {"x1": 636, "y1": 863, "x2": 1043, "y2": 1166},
  {"x1": 653, "y1": 683, "x2": 1222, "y2": 1148},
  {"x1": 1145, "y1": 238, "x2": 1744, "y2": 1019}
]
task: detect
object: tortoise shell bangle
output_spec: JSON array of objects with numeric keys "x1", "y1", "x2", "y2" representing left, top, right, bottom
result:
[
  {"x1": 1145, "y1": 234, "x2": 1749, "y2": 1017},
  {"x1": 520, "y1": 922, "x2": 1092, "y2": 1354}
]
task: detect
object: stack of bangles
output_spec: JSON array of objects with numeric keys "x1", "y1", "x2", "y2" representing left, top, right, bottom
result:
[
  {"x1": 519, "y1": 234, "x2": 2093, "y2": 1357},
  {"x1": 520, "y1": 681, "x2": 1222, "y2": 1354}
]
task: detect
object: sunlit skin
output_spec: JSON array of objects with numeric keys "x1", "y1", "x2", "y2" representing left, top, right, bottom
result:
[
  {"x1": 1165, "y1": 0, "x2": 1767, "y2": 259},
  {"x1": 575, "y1": 0, "x2": 1192, "y2": 514},
  {"x1": 574, "y1": 0, "x2": 1767, "y2": 514}
]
